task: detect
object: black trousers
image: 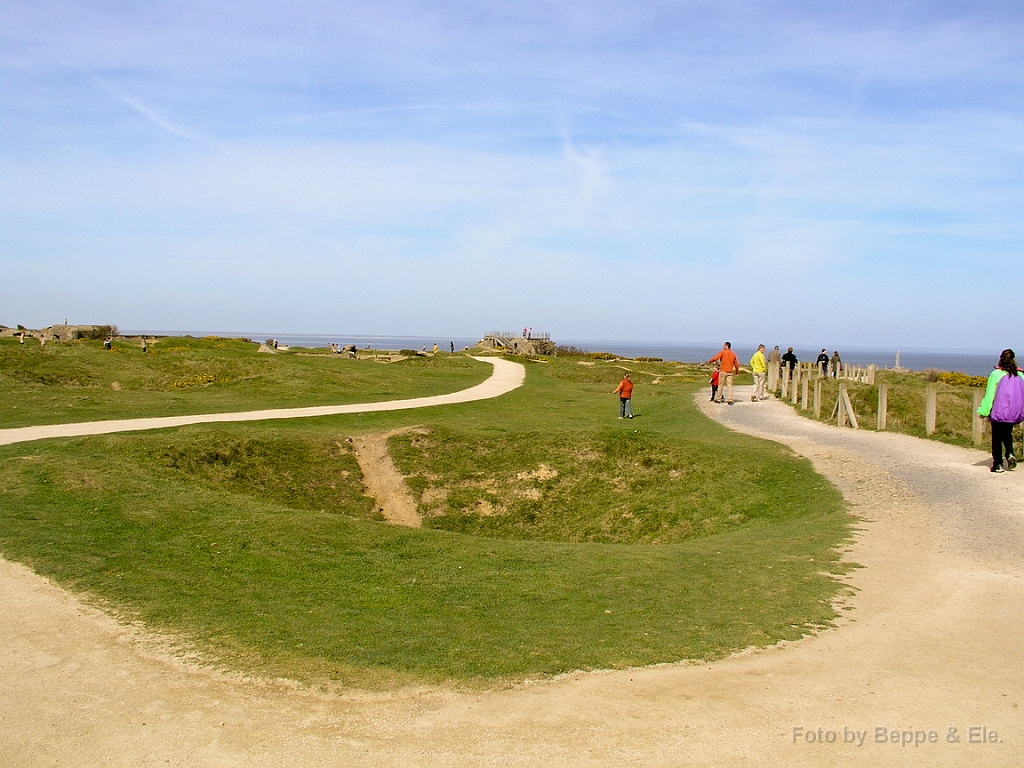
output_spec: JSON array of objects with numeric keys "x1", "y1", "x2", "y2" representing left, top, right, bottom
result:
[{"x1": 991, "y1": 420, "x2": 1015, "y2": 466}]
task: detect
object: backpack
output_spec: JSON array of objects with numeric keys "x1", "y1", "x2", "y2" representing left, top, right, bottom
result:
[{"x1": 991, "y1": 373, "x2": 1024, "y2": 424}]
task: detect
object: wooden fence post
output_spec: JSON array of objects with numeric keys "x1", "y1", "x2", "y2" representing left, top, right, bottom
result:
[
  {"x1": 842, "y1": 385, "x2": 859, "y2": 429},
  {"x1": 925, "y1": 385, "x2": 937, "y2": 435},
  {"x1": 877, "y1": 383, "x2": 888, "y2": 431},
  {"x1": 768, "y1": 361, "x2": 779, "y2": 393},
  {"x1": 801, "y1": 376, "x2": 809, "y2": 410},
  {"x1": 814, "y1": 379, "x2": 822, "y2": 418},
  {"x1": 972, "y1": 390, "x2": 985, "y2": 446},
  {"x1": 838, "y1": 383, "x2": 847, "y2": 427},
  {"x1": 791, "y1": 365, "x2": 801, "y2": 403}
]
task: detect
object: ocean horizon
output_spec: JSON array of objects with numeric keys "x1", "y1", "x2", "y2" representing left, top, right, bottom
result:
[{"x1": 125, "y1": 330, "x2": 1007, "y2": 377}]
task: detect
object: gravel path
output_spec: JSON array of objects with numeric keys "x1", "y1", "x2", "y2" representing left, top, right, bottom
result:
[
  {"x1": 2, "y1": 384, "x2": 1023, "y2": 766},
  {"x1": 0, "y1": 356, "x2": 525, "y2": 446}
]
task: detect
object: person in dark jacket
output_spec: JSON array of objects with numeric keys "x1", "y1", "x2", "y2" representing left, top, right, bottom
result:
[{"x1": 781, "y1": 347, "x2": 798, "y2": 371}]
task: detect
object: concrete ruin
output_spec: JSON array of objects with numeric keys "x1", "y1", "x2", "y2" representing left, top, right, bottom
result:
[{"x1": 478, "y1": 331, "x2": 555, "y2": 356}]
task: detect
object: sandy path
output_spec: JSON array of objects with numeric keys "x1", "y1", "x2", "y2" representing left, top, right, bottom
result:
[
  {"x1": 349, "y1": 428, "x2": 425, "y2": 527},
  {"x1": 0, "y1": 356, "x2": 525, "y2": 447},
  {"x1": 3, "y1": 385, "x2": 1023, "y2": 766}
]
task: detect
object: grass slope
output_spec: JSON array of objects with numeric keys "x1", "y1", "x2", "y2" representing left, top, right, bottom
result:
[
  {"x1": 0, "y1": 336, "x2": 488, "y2": 429},
  {"x1": 0, "y1": 346, "x2": 853, "y2": 686}
]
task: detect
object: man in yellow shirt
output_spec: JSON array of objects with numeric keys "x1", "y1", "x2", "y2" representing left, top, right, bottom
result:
[{"x1": 749, "y1": 344, "x2": 768, "y2": 402}]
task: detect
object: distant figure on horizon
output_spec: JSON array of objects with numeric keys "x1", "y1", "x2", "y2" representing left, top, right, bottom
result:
[
  {"x1": 613, "y1": 373, "x2": 634, "y2": 419},
  {"x1": 433, "y1": 343, "x2": 438, "y2": 354},
  {"x1": 750, "y1": 344, "x2": 767, "y2": 402},
  {"x1": 831, "y1": 350, "x2": 842, "y2": 378},
  {"x1": 708, "y1": 342, "x2": 740, "y2": 404},
  {"x1": 816, "y1": 349, "x2": 829, "y2": 376},
  {"x1": 977, "y1": 348, "x2": 1024, "y2": 473},
  {"x1": 450, "y1": 341, "x2": 454, "y2": 353}
]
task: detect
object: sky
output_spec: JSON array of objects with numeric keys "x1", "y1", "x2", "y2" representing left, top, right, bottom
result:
[{"x1": 2, "y1": 1, "x2": 1022, "y2": 349}]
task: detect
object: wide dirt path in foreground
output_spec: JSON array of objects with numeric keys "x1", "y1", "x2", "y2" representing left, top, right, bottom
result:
[{"x1": 3, "y1": 386, "x2": 1023, "y2": 766}]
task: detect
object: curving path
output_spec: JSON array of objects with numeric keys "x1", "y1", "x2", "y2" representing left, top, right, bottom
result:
[
  {"x1": 2, "y1": 383, "x2": 1023, "y2": 766},
  {"x1": 0, "y1": 356, "x2": 525, "y2": 447}
]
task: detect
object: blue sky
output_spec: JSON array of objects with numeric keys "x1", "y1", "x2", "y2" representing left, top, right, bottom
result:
[{"x1": 2, "y1": 1, "x2": 1022, "y2": 348}]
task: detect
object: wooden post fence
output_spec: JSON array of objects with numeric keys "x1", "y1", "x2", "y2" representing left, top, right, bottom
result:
[
  {"x1": 972, "y1": 390, "x2": 985, "y2": 446},
  {"x1": 801, "y1": 375, "x2": 809, "y2": 410},
  {"x1": 925, "y1": 385, "x2": 937, "y2": 435},
  {"x1": 814, "y1": 379, "x2": 822, "y2": 418},
  {"x1": 877, "y1": 383, "x2": 888, "y2": 431}
]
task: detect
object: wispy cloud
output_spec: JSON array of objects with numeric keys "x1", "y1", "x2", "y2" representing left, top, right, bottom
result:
[{"x1": 88, "y1": 73, "x2": 207, "y2": 144}]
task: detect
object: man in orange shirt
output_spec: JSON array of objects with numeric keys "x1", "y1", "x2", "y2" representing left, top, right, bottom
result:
[
  {"x1": 708, "y1": 342, "x2": 740, "y2": 404},
  {"x1": 613, "y1": 373, "x2": 634, "y2": 419}
]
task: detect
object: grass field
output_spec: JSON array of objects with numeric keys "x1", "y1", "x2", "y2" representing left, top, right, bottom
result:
[
  {"x1": 790, "y1": 369, "x2": 1021, "y2": 449},
  {"x1": 0, "y1": 336, "x2": 488, "y2": 429},
  {"x1": 0, "y1": 341, "x2": 853, "y2": 687}
]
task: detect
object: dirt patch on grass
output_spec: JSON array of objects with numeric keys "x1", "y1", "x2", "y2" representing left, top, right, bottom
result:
[{"x1": 349, "y1": 427, "x2": 427, "y2": 528}]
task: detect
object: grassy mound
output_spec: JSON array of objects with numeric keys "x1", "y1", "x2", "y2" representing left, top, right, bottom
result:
[
  {"x1": 0, "y1": 351, "x2": 853, "y2": 686},
  {"x1": 0, "y1": 336, "x2": 488, "y2": 429}
]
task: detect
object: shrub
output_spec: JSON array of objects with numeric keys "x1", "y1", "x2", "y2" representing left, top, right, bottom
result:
[
  {"x1": 588, "y1": 352, "x2": 619, "y2": 361},
  {"x1": 635, "y1": 356, "x2": 664, "y2": 362},
  {"x1": 938, "y1": 372, "x2": 987, "y2": 388},
  {"x1": 554, "y1": 345, "x2": 589, "y2": 357}
]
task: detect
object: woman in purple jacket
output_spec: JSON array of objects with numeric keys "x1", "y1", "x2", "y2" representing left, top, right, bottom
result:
[{"x1": 977, "y1": 349, "x2": 1024, "y2": 473}]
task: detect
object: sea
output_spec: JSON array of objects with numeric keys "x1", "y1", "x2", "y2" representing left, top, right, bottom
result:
[{"x1": 127, "y1": 331, "x2": 1002, "y2": 377}]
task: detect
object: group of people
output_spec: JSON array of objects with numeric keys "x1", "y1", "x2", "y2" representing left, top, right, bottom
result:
[
  {"x1": 612, "y1": 341, "x2": 1024, "y2": 478},
  {"x1": 706, "y1": 344, "x2": 848, "y2": 405}
]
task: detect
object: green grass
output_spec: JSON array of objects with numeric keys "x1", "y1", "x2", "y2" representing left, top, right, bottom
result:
[
  {"x1": 0, "y1": 347, "x2": 854, "y2": 687},
  {"x1": 793, "y1": 369, "x2": 1018, "y2": 448},
  {"x1": 0, "y1": 336, "x2": 488, "y2": 428}
]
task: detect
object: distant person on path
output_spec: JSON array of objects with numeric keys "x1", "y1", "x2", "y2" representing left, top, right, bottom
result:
[
  {"x1": 750, "y1": 344, "x2": 768, "y2": 401},
  {"x1": 708, "y1": 342, "x2": 740, "y2": 404},
  {"x1": 613, "y1": 373, "x2": 634, "y2": 419},
  {"x1": 978, "y1": 348, "x2": 1024, "y2": 473},
  {"x1": 433, "y1": 343, "x2": 438, "y2": 354},
  {"x1": 782, "y1": 347, "x2": 798, "y2": 371},
  {"x1": 768, "y1": 345, "x2": 781, "y2": 366},
  {"x1": 816, "y1": 349, "x2": 829, "y2": 376},
  {"x1": 830, "y1": 351, "x2": 842, "y2": 378},
  {"x1": 450, "y1": 341, "x2": 454, "y2": 353},
  {"x1": 710, "y1": 364, "x2": 720, "y2": 402}
]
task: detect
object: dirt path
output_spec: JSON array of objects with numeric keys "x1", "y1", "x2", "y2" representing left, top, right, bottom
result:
[
  {"x1": 0, "y1": 356, "x2": 525, "y2": 447},
  {"x1": 349, "y1": 428, "x2": 426, "y2": 527},
  {"x1": 3, "y1": 386, "x2": 1024, "y2": 766}
]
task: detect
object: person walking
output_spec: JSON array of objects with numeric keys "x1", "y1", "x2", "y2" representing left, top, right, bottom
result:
[
  {"x1": 830, "y1": 350, "x2": 842, "y2": 378},
  {"x1": 708, "y1": 342, "x2": 740, "y2": 404},
  {"x1": 816, "y1": 349, "x2": 829, "y2": 376},
  {"x1": 977, "y1": 349, "x2": 1024, "y2": 473},
  {"x1": 781, "y1": 347, "x2": 798, "y2": 372},
  {"x1": 749, "y1": 344, "x2": 768, "y2": 401},
  {"x1": 613, "y1": 373, "x2": 634, "y2": 419}
]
